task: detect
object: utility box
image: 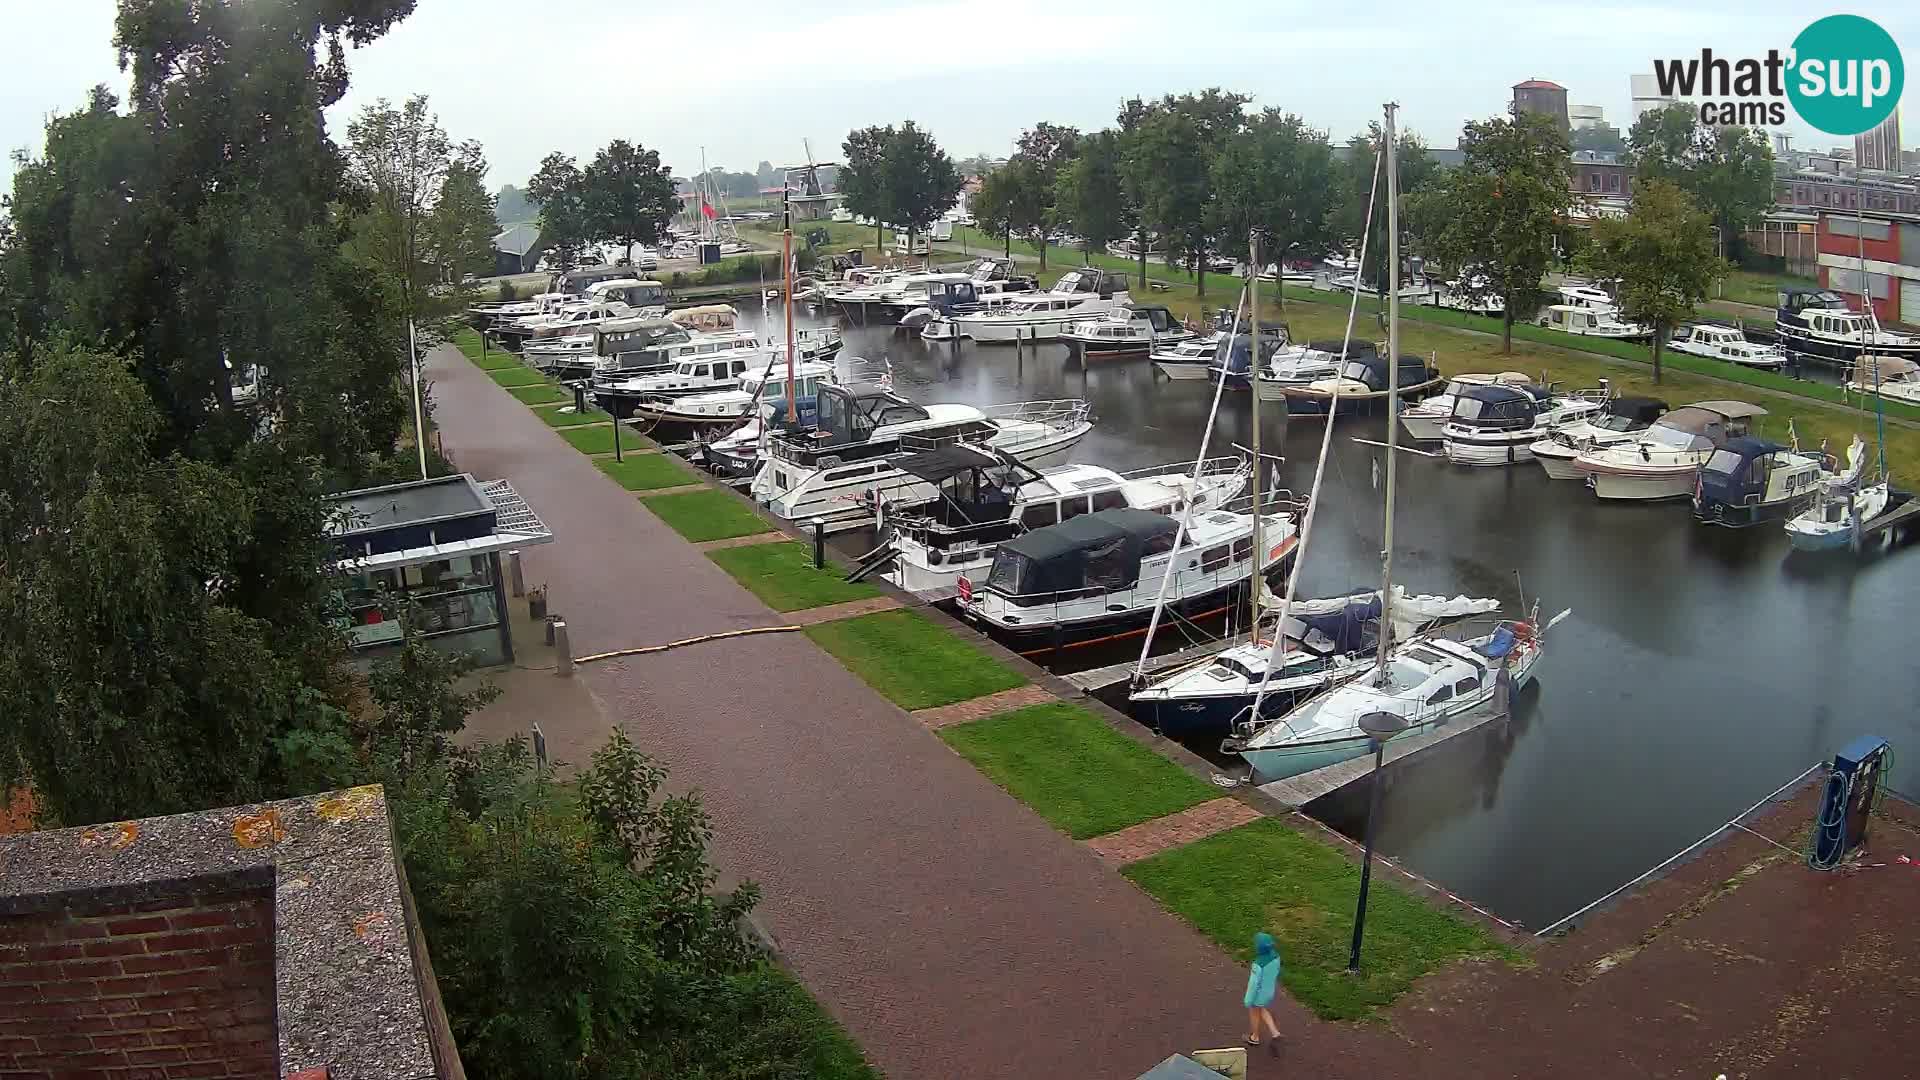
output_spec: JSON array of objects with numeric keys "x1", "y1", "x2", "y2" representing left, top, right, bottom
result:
[
  {"x1": 699, "y1": 242, "x2": 722, "y2": 265},
  {"x1": 1809, "y1": 735, "x2": 1891, "y2": 868}
]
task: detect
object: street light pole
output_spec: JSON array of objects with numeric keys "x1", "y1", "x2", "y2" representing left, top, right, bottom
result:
[{"x1": 1348, "y1": 711, "x2": 1409, "y2": 973}]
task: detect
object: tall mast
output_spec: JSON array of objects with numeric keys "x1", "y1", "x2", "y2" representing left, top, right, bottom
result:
[
  {"x1": 1374, "y1": 103, "x2": 1402, "y2": 677},
  {"x1": 783, "y1": 179, "x2": 798, "y2": 423},
  {"x1": 1248, "y1": 229, "x2": 1263, "y2": 626}
]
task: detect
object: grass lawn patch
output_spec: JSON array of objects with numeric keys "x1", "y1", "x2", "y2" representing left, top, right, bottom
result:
[
  {"x1": 803, "y1": 609, "x2": 1025, "y2": 710},
  {"x1": 940, "y1": 702, "x2": 1216, "y2": 838},
  {"x1": 706, "y1": 542, "x2": 882, "y2": 612},
  {"x1": 540, "y1": 405, "x2": 614, "y2": 429},
  {"x1": 508, "y1": 383, "x2": 570, "y2": 405},
  {"x1": 595, "y1": 453, "x2": 697, "y2": 491},
  {"x1": 486, "y1": 365, "x2": 548, "y2": 388},
  {"x1": 640, "y1": 488, "x2": 773, "y2": 542},
  {"x1": 562, "y1": 424, "x2": 645, "y2": 455},
  {"x1": 737, "y1": 964, "x2": 880, "y2": 1080},
  {"x1": 1125, "y1": 818, "x2": 1520, "y2": 1022}
]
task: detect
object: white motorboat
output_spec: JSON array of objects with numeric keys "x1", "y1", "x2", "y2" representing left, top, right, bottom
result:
[
  {"x1": 578, "y1": 317, "x2": 762, "y2": 382},
  {"x1": 1430, "y1": 277, "x2": 1505, "y2": 317},
  {"x1": 1151, "y1": 337, "x2": 1223, "y2": 380},
  {"x1": 1440, "y1": 383, "x2": 1609, "y2": 467},
  {"x1": 751, "y1": 384, "x2": 1092, "y2": 530},
  {"x1": 496, "y1": 299, "x2": 638, "y2": 349},
  {"x1": 1399, "y1": 372, "x2": 1532, "y2": 441},
  {"x1": 878, "y1": 450, "x2": 1250, "y2": 596},
  {"x1": 470, "y1": 292, "x2": 571, "y2": 327},
  {"x1": 631, "y1": 357, "x2": 842, "y2": 435},
  {"x1": 587, "y1": 326, "x2": 840, "y2": 409},
  {"x1": 1536, "y1": 304, "x2": 1653, "y2": 340},
  {"x1": 1062, "y1": 303, "x2": 1192, "y2": 360},
  {"x1": 1252, "y1": 341, "x2": 1354, "y2": 401},
  {"x1": 1129, "y1": 587, "x2": 1499, "y2": 737},
  {"x1": 1845, "y1": 355, "x2": 1920, "y2": 406},
  {"x1": 1530, "y1": 396, "x2": 1669, "y2": 479},
  {"x1": 1574, "y1": 400, "x2": 1766, "y2": 500},
  {"x1": 1555, "y1": 283, "x2": 1618, "y2": 311},
  {"x1": 1323, "y1": 251, "x2": 1360, "y2": 273},
  {"x1": 1668, "y1": 324, "x2": 1786, "y2": 369},
  {"x1": 956, "y1": 502, "x2": 1302, "y2": 655},
  {"x1": 1226, "y1": 625, "x2": 1553, "y2": 781},
  {"x1": 1278, "y1": 352, "x2": 1443, "y2": 416},
  {"x1": 1691, "y1": 435, "x2": 1832, "y2": 528},
  {"x1": 1776, "y1": 289, "x2": 1920, "y2": 367},
  {"x1": 952, "y1": 269, "x2": 1130, "y2": 343}
]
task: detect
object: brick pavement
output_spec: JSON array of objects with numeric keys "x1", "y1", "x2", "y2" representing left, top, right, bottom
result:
[
  {"x1": 692, "y1": 531, "x2": 789, "y2": 551},
  {"x1": 637, "y1": 482, "x2": 709, "y2": 496},
  {"x1": 911, "y1": 684, "x2": 1060, "y2": 729},
  {"x1": 426, "y1": 345, "x2": 1340, "y2": 1080},
  {"x1": 1085, "y1": 799, "x2": 1265, "y2": 866},
  {"x1": 783, "y1": 595, "x2": 904, "y2": 626}
]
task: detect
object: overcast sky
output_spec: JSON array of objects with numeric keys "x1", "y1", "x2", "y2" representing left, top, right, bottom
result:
[{"x1": 2, "y1": 1, "x2": 1915, "y2": 197}]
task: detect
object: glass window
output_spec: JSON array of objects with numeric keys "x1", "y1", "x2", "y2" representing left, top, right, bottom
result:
[
  {"x1": 1020, "y1": 502, "x2": 1059, "y2": 529},
  {"x1": 1426, "y1": 683, "x2": 1455, "y2": 706},
  {"x1": 1453, "y1": 676, "x2": 1480, "y2": 695},
  {"x1": 1140, "y1": 530, "x2": 1176, "y2": 557},
  {"x1": 732, "y1": 359, "x2": 748, "y2": 375},
  {"x1": 1200, "y1": 544, "x2": 1232, "y2": 572},
  {"x1": 1231, "y1": 536, "x2": 1253, "y2": 561},
  {"x1": 1059, "y1": 496, "x2": 1092, "y2": 522},
  {"x1": 1090, "y1": 489, "x2": 1128, "y2": 513}
]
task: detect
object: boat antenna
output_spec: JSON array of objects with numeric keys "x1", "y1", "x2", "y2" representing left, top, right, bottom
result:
[
  {"x1": 1373, "y1": 101, "x2": 1403, "y2": 684},
  {"x1": 1248, "y1": 229, "x2": 1264, "y2": 630},
  {"x1": 783, "y1": 174, "x2": 798, "y2": 423},
  {"x1": 1132, "y1": 283, "x2": 1250, "y2": 683},
  {"x1": 1244, "y1": 146, "x2": 1384, "y2": 726}
]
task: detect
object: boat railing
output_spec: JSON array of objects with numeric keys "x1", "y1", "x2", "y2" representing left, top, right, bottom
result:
[{"x1": 978, "y1": 399, "x2": 1093, "y2": 432}]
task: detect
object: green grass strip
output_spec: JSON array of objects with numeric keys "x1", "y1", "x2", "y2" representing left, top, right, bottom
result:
[
  {"x1": 595, "y1": 453, "x2": 697, "y2": 491},
  {"x1": 941, "y1": 702, "x2": 1217, "y2": 839},
  {"x1": 803, "y1": 609, "x2": 1025, "y2": 710},
  {"x1": 1125, "y1": 818, "x2": 1520, "y2": 1022},
  {"x1": 508, "y1": 384, "x2": 570, "y2": 405},
  {"x1": 486, "y1": 365, "x2": 548, "y2": 387},
  {"x1": 561, "y1": 424, "x2": 639, "y2": 455},
  {"x1": 706, "y1": 541, "x2": 882, "y2": 612},
  {"x1": 540, "y1": 406, "x2": 614, "y2": 429},
  {"x1": 640, "y1": 488, "x2": 773, "y2": 542}
]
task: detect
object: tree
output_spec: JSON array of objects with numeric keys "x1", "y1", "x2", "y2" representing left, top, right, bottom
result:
[
  {"x1": 1013, "y1": 121, "x2": 1080, "y2": 269},
  {"x1": 1627, "y1": 103, "x2": 1774, "y2": 252},
  {"x1": 882, "y1": 121, "x2": 963, "y2": 252},
  {"x1": 527, "y1": 152, "x2": 591, "y2": 268},
  {"x1": 494, "y1": 183, "x2": 535, "y2": 225},
  {"x1": 1209, "y1": 109, "x2": 1335, "y2": 307},
  {"x1": 1411, "y1": 112, "x2": 1572, "y2": 353},
  {"x1": 994, "y1": 156, "x2": 1052, "y2": 268},
  {"x1": 1053, "y1": 130, "x2": 1134, "y2": 263},
  {"x1": 1578, "y1": 179, "x2": 1724, "y2": 381},
  {"x1": 969, "y1": 168, "x2": 1016, "y2": 257},
  {"x1": 582, "y1": 140, "x2": 676, "y2": 264},
  {"x1": 427, "y1": 156, "x2": 498, "y2": 284},
  {"x1": 839, "y1": 124, "x2": 894, "y2": 251},
  {"x1": 1120, "y1": 90, "x2": 1249, "y2": 297},
  {"x1": 1332, "y1": 124, "x2": 1442, "y2": 293}
]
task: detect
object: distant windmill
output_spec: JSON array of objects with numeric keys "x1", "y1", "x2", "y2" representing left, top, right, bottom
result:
[{"x1": 779, "y1": 139, "x2": 842, "y2": 223}]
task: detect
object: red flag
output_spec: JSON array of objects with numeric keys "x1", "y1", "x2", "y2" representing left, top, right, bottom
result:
[{"x1": 701, "y1": 201, "x2": 717, "y2": 220}]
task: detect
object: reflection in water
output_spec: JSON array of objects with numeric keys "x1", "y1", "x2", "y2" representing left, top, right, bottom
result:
[{"x1": 752, "y1": 308, "x2": 1920, "y2": 928}]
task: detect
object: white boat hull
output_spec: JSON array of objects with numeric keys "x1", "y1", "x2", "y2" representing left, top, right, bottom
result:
[
  {"x1": 1443, "y1": 434, "x2": 1536, "y2": 467},
  {"x1": 1153, "y1": 361, "x2": 1213, "y2": 380},
  {"x1": 1531, "y1": 444, "x2": 1585, "y2": 480},
  {"x1": 1399, "y1": 412, "x2": 1448, "y2": 442},
  {"x1": 1584, "y1": 467, "x2": 1697, "y2": 501},
  {"x1": 964, "y1": 317, "x2": 1088, "y2": 343}
]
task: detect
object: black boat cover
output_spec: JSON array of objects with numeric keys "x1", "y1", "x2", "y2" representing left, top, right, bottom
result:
[
  {"x1": 986, "y1": 508, "x2": 1179, "y2": 596},
  {"x1": 895, "y1": 445, "x2": 1003, "y2": 484}
]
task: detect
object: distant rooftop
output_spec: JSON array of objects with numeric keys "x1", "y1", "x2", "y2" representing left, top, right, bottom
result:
[
  {"x1": 0, "y1": 787, "x2": 462, "y2": 1079},
  {"x1": 1515, "y1": 78, "x2": 1567, "y2": 90}
]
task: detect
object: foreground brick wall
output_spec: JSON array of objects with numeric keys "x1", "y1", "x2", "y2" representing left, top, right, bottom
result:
[{"x1": 0, "y1": 890, "x2": 277, "y2": 1079}]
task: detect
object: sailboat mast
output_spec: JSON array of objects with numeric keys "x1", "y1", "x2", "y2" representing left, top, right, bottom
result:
[
  {"x1": 784, "y1": 183, "x2": 798, "y2": 423},
  {"x1": 1374, "y1": 103, "x2": 1402, "y2": 675},
  {"x1": 1248, "y1": 229, "x2": 1263, "y2": 626}
]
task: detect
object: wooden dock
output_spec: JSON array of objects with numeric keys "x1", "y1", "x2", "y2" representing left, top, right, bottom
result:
[
  {"x1": 1257, "y1": 704, "x2": 1507, "y2": 809},
  {"x1": 1063, "y1": 632, "x2": 1254, "y2": 694},
  {"x1": 1862, "y1": 490, "x2": 1920, "y2": 540}
]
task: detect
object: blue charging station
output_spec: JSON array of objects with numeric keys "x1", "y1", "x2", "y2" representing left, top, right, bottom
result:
[{"x1": 1808, "y1": 735, "x2": 1892, "y2": 870}]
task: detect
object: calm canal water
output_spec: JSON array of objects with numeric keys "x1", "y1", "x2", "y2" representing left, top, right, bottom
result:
[{"x1": 760, "y1": 309, "x2": 1920, "y2": 929}]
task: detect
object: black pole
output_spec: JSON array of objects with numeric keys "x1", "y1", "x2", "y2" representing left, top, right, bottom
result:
[
  {"x1": 813, "y1": 520, "x2": 826, "y2": 569},
  {"x1": 1347, "y1": 738, "x2": 1388, "y2": 972},
  {"x1": 612, "y1": 412, "x2": 623, "y2": 462},
  {"x1": 573, "y1": 382, "x2": 587, "y2": 415}
]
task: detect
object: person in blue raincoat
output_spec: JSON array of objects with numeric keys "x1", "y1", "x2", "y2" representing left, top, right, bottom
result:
[{"x1": 1243, "y1": 931, "x2": 1282, "y2": 1050}]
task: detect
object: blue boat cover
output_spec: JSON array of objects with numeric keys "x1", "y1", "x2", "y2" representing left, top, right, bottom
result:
[{"x1": 1479, "y1": 625, "x2": 1517, "y2": 658}]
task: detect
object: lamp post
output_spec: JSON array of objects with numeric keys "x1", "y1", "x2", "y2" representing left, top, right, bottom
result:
[
  {"x1": 1348, "y1": 710, "x2": 1410, "y2": 973},
  {"x1": 1708, "y1": 225, "x2": 1724, "y2": 300}
]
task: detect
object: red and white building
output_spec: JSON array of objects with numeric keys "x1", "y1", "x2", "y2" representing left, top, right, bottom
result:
[{"x1": 1814, "y1": 208, "x2": 1920, "y2": 326}]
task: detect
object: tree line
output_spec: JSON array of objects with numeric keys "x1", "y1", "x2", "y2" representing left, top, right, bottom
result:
[{"x1": 0, "y1": 4, "x2": 872, "y2": 1078}]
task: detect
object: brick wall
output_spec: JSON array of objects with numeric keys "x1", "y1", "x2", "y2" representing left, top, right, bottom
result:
[{"x1": 0, "y1": 890, "x2": 277, "y2": 1079}]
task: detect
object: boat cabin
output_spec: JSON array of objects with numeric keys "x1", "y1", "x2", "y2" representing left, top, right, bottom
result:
[
  {"x1": 1539, "y1": 305, "x2": 1635, "y2": 335},
  {"x1": 586, "y1": 278, "x2": 668, "y2": 309},
  {"x1": 1212, "y1": 330, "x2": 1290, "y2": 375},
  {"x1": 913, "y1": 277, "x2": 980, "y2": 314},
  {"x1": 1642, "y1": 401, "x2": 1763, "y2": 451},
  {"x1": 1557, "y1": 285, "x2": 1616, "y2": 310},
  {"x1": 1594, "y1": 396, "x2": 1668, "y2": 433},
  {"x1": 1779, "y1": 288, "x2": 1853, "y2": 316},
  {"x1": 982, "y1": 509, "x2": 1180, "y2": 603},
  {"x1": 1448, "y1": 384, "x2": 1544, "y2": 431},
  {"x1": 1849, "y1": 355, "x2": 1920, "y2": 392},
  {"x1": 1673, "y1": 324, "x2": 1743, "y2": 350},
  {"x1": 1694, "y1": 437, "x2": 1825, "y2": 527},
  {"x1": 766, "y1": 384, "x2": 991, "y2": 467},
  {"x1": 1337, "y1": 352, "x2": 1440, "y2": 393},
  {"x1": 668, "y1": 304, "x2": 739, "y2": 332},
  {"x1": 556, "y1": 265, "x2": 639, "y2": 295},
  {"x1": 1049, "y1": 268, "x2": 1125, "y2": 298}
]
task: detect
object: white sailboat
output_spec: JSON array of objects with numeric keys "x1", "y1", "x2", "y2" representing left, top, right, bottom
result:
[{"x1": 1225, "y1": 103, "x2": 1568, "y2": 783}]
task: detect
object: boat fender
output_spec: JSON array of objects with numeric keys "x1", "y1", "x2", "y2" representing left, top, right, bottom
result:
[{"x1": 1510, "y1": 621, "x2": 1535, "y2": 641}]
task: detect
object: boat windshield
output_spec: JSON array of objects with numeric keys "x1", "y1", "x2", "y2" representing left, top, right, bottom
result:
[
  {"x1": 1702, "y1": 449, "x2": 1745, "y2": 477},
  {"x1": 1339, "y1": 359, "x2": 1371, "y2": 380},
  {"x1": 1204, "y1": 659, "x2": 1256, "y2": 682},
  {"x1": 1644, "y1": 423, "x2": 1711, "y2": 451},
  {"x1": 1593, "y1": 413, "x2": 1643, "y2": 432}
]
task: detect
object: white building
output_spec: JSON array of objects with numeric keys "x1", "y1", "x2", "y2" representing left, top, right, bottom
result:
[
  {"x1": 1569, "y1": 104, "x2": 1605, "y2": 130},
  {"x1": 1630, "y1": 73, "x2": 1676, "y2": 123}
]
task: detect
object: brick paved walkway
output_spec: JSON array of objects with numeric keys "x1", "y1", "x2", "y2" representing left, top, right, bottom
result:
[
  {"x1": 911, "y1": 684, "x2": 1059, "y2": 729},
  {"x1": 784, "y1": 595, "x2": 903, "y2": 626},
  {"x1": 1086, "y1": 799, "x2": 1265, "y2": 866},
  {"x1": 426, "y1": 346, "x2": 1302, "y2": 1080},
  {"x1": 693, "y1": 531, "x2": 788, "y2": 551}
]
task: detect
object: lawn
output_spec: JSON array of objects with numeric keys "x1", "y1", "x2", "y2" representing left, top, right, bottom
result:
[
  {"x1": 487, "y1": 365, "x2": 549, "y2": 388},
  {"x1": 803, "y1": 609, "x2": 1025, "y2": 710},
  {"x1": 940, "y1": 702, "x2": 1218, "y2": 839},
  {"x1": 1720, "y1": 268, "x2": 1813, "y2": 309},
  {"x1": 509, "y1": 383, "x2": 571, "y2": 405},
  {"x1": 596, "y1": 453, "x2": 698, "y2": 491},
  {"x1": 454, "y1": 328, "x2": 523, "y2": 370},
  {"x1": 540, "y1": 405, "x2": 614, "y2": 429},
  {"x1": 640, "y1": 488, "x2": 774, "y2": 542},
  {"x1": 561, "y1": 423, "x2": 645, "y2": 455},
  {"x1": 735, "y1": 964, "x2": 879, "y2": 1080},
  {"x1": 1125, "y1": 818, "x2": 1520, "y2": 1022},
  {"x1": 705, "y1": 541, "x2": 882, "y2": 612}
]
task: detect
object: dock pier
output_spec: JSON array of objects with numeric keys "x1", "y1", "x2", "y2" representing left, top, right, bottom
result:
[{"x1": 1257, "y1": 704, "x2": 1508, "y2": 809}]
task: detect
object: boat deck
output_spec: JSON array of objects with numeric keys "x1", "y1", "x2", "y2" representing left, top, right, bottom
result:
[
  {"x1": 1861, "y1": 489, "x2": 1920, "y2": 539},
  {"x1": 1257, "y1": 702, "x2": 1507, "y2": 809},
  {"x1": 1063, "y1": 632, "x2": 1255, "y2": 694}
]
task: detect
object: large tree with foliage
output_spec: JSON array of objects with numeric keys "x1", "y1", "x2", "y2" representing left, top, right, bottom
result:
[
  {"x1": 1332, "y1": 124, "x2": 1442, "y2": 293},
  {"x1": 526, "y1": 152, "x2": 592, "y2": 269},
  {"x1": 1053, "y1": 130, "x2": 1134, "y2": 264},
  {"x1": 881, "y1": 120, "x2": 963, "y2": 251},
  {"x1": 1578, "y1": 179, "x2": 1724, "y2": 381},
  {"x1": 838, "y1": 124, "x2": 894, "y2": 251},
  {"x1": 582, "y1": 140, "x2": 676, "y2": 265},
  {"x1": 1627, "y1": 103, "x2": 1774, "y2": 254},
  {"x1": 1010, "y1": 122, "x2": 1080, "y2": 270},
  {"x1": 968, "y1": 164, "x2": 1017, "y2": 257},
  {"x1": 345, "y1": 95, "x2": 493, "y2": 336},
  {"x1": 1210, "y1": 109, "x2": 1335, "y2": 307},
  {"x1": 989, "y1": 156, "x2": 1051, "y2": 266},
  {"x1": 1120, "y1": 89, "x2": 1249, "y2": 297},
  {"x1": 1411, "y1": 112, "x2": 1573, "y2": 352}
]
